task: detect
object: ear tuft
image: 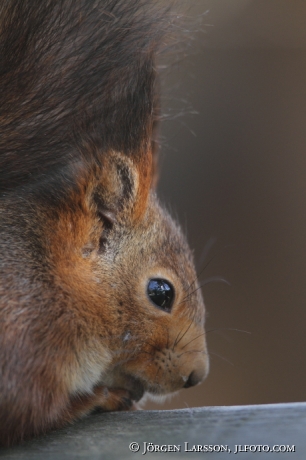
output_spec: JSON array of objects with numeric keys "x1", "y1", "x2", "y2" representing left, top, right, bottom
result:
[{"x1": 91, "y1": 152, "x2": 140, "y2": 223}]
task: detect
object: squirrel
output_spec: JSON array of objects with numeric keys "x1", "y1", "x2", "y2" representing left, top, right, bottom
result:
[{"x1": 0, "y1": 0, "x2": 209, "y2": 447}]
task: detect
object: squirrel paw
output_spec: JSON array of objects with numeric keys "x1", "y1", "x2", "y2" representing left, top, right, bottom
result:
[{"x1": 93, "y1": 386, "x2": 137, "y2": 412}]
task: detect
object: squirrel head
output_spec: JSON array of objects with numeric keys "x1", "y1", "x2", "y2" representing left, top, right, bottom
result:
[{"x1": 43, "y1": 150, "x2": 209, "y2": 403}]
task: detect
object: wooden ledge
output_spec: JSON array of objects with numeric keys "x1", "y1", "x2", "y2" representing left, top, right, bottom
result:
[{"x1": 2, "y1": 402, "x2": 306, "y2": 459}]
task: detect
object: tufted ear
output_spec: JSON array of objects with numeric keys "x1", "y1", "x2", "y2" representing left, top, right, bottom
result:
[{"x1": 91, "y1": 151, "x2": 153, "y2": 225}]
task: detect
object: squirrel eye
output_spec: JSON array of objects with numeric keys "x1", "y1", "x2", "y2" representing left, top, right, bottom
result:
[{"x1": 147, "y1": 279, "x2": 174, "y2": 312}]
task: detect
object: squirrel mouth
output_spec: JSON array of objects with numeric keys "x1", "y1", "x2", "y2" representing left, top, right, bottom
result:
[
  {"x1": 118, "y1": 374, "x2": 146, "y2": 402},
  {"x1": 126, "y1": 377, "x2": 145, "y2": 402}
]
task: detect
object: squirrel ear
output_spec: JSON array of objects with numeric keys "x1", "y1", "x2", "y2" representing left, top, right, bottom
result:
[{"x1": 91, "y1": 151, "x2": 151, "y2": 223}]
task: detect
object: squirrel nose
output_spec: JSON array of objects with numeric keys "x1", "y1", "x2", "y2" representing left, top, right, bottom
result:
[{"x1": 183, "y1": 370, "x2": 204, "y2": 388}]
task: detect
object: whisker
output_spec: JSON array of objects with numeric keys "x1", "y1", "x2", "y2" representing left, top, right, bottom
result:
[
  {"x1": 209, "y1": 351, "x2": 234, "y2": 366},
  {"x1": 198, "y1": 236, "x2": 217, "y2": 271},
  {"x1": 184, "y1": 237, "x2": 217, "y2": 294},
  {"x1": 187, "y1": 253, "x2": 218, "y2": 294},
  {"x1": 198, "y1": 244, "x2": 235, "y2": 279},
  {"x1": 187, "y1": 244, "x2": 235, "y2": 296},
  {"x1": 172, "y1": 317, "x2": 193, "y2": 351},
  {"x1": 173, "y1": 320, "x2": 193, "y2": 351},
  {"x1": 180, "y1": 331, "x2": 206, "y2": 350},
  {"x1": 177, "y1": 349, "x2": 207, "y2": 358},
  {"x1": 201, "y1": 276, "x2": 231, "y2": 286},
  {"x1": 180, "y1": 276, "x2": 231, "y2": 305},
  {"x1": 173, "y1": 329, "x2": 182, "y2": 352},
  {"x1": 206, "y1": 327, "x2": 251, "y2": 335}
]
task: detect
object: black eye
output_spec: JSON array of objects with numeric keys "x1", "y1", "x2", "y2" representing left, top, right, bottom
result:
[{"x1": 147, "y1": 279, "x2": 174, "y2": 312}]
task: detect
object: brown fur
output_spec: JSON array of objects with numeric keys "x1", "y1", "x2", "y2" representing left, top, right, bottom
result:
[{"x1": 0, "y1": 0, "x2": 209, "y2": 447}]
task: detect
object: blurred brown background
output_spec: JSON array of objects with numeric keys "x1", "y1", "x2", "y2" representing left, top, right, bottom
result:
[{"x1": 146, "y1": 0, "x2": 306, "y2": 409}]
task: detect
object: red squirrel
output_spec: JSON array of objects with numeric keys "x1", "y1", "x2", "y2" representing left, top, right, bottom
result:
[{"x1": 0, "y1": 0, "x2": 209, "y2": 446}]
